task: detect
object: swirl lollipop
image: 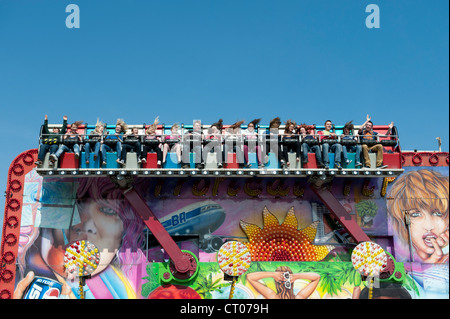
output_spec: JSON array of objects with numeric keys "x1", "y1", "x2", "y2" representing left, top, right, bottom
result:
[
  {"x1": 351, "y1": 241, "x2": 387, "y2": 277},
  {"x1": 352, "y1": 241, "x2": 387, "y2": 299},
  {"x1": 64, "y1": 240, "x2": 100, "y2": 278},
  {"x1": 217, "y1": 241, "x2": 252, "y2": 299},
  {"x1": 64, "y1": 240, "x2": 100, "y2": 299}
]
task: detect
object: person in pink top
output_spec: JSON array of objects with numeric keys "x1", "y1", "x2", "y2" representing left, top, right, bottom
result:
[{"x1": 162, "y1": 123, "x2": 182, "y2": 164}]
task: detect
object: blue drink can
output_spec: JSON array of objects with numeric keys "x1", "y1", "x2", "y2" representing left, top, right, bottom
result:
[{"x1": 23, "y1": 276, "x2": 63, "y2": 299}]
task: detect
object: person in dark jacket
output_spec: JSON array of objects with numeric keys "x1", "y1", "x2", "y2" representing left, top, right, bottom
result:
[
  {"x1": 181, "y1": 120, "x2": 204, "y2": 169},
  {"x1": 282, "y1": 119, "x2": 301, "y2": 167},
  {"x1": 340, "y1": 120, "x2": 362, "y2": 167},
  {"x1": 299, "y1": 124, "x2": 324, "y2": 168},
  {"x1": 35, "y1": 115, "x2": 68, "y2": 166},
  {"x1": 264, "y1": 117, "x2": 284, "y2": 167},
  {"x1": 202, "y1": 119, "x2": 224, "y2": 168},
  {"x1": 120, "y1": 127, "x2": 143, "y2": 166},
  {"x1": 50, "y1": 120, "x2": 83, "y2": 165}
]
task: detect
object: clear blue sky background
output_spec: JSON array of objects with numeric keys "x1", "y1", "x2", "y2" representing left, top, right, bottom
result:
[{"x1": 0, "y1": 0, "x2": 448, "y2": 235}]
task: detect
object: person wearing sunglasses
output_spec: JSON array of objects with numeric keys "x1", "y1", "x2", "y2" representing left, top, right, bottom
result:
[{"x1": 246, "y1": 266, "x2": 320, "y2": 299}]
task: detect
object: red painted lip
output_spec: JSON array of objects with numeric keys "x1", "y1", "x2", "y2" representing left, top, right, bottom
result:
[{"x1": 422, "y1": 232, "x2": 437, "y2": 247}]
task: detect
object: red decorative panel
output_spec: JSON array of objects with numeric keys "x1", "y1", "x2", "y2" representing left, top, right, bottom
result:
[
  {"x1": 225, "y1": 153, "x2": 239, "y2": 169},
  {"x1": 302, "y1": 153, "x2": 318, "y2": 169},
  {"x1": 402, "y1": 152, "x2": 449, "y2": 167},
  {"x1": 1, "y1": 149, "x2": 37, "y2": 299},
  {"x1": 142, "y1": 153, "x2": 159, "y2": 168},
  {"x1": 59, "y1": 152, "x2": 80, "y2": 169},
  {"x1": 383, "y1": 153, "x2": 402, "y2": 169}
]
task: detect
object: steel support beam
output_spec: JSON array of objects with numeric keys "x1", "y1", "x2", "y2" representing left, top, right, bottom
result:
[
  {"x1": 309, "y1": 178, "x2": 370, "y2": 243},
  {"x1": 110, "y1": 176, "x2": 196, "y2": 277}
]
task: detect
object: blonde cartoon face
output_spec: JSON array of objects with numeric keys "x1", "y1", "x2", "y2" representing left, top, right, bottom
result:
[
  {"x1": 409, "y1": 207, "x2": 449, "y2": 262},
  {"x1": 387, "y1": 169, "x2": 449, "y2": 263}
]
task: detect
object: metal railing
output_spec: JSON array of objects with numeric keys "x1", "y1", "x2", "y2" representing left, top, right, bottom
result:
[{"x1": 38, "y1": 132, "x2": 399, "y2": 148}]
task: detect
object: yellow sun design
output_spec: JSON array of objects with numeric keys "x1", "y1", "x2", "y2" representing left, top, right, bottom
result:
[{"x1": 240, "y1": 207, "x2": 334, "y2": 261}]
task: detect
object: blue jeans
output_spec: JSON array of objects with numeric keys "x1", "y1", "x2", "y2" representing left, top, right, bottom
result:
[
  {"x1": 37, "y1": 144, "x2": 59, "y2": 161},
  {"x1": 301, "y1": 143, "x2": 322, "y2": 164},
  {"x1": 322, "y1": 142, "x2": 342, "y2": 165},
  {"x1": 84, "y1": 142, "x2": 101, "y2": 161},
  {"x1": 101, "y1": 142, "x2": 122, "y2": 162},
  {"x1": 54, "y1": 144, "x2": 80, "y2": 158},
  {"x1": 342, "y1": 144, "x2": 362, "y2": 164}
]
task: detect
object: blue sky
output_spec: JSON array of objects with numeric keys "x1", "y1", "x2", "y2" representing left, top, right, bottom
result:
[{"x1": 0, "y1": 0, "x2": 448, "y2": 232}]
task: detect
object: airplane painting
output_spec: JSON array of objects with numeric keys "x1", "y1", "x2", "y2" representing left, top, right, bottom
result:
[{"x1": 145, "y1": 201, "x2": 227, "y2": 253}]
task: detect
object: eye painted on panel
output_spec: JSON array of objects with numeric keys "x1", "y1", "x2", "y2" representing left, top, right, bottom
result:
[
  {"x1": 99, "y1": 206, "x2": 118, "y2": 216},
  {"x1": 408, "y1": 210, "x2": 421, "y2": 218},
  {"x1": 431, "y1": 210, "x2": 443, "y2": 218}
]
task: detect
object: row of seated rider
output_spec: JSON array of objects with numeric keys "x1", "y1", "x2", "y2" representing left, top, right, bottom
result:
[
  {"x1": 34, "y1": 115, "x2": 395, "y2": 169},
  {"x1": 36, "y1": 116, "x2": 125, "y2": 167},
  {"x1": 294, "y1": 116, "x2": 395, "y2": 169},
  {"x1": 35, "y1": 117, "x2": 268, "y2": 169},
  {"x1": 35, "y1": 117, "x2": 187, "y2": 168},
  {"x1": 158, "y1": 115, "x2": 390, "y2": 170},
  {"x1": 194, "y1": 116, "x2": 395, "y2": 170}
]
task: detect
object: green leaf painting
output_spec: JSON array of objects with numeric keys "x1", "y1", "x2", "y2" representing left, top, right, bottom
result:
[{"x1": 142, "y1": 261, "x2": 416, "y2": 299}]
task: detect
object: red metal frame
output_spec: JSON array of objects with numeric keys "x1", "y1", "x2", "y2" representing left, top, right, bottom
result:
[
  {"x1": 310, "y1": 185, "x2": 371, "y2": 243},
  {"x1": 1, "y1": 149, "x2": 38, "y2": 299},
  {"x1": 120, "y1": 187, "x2": 196, "y2": 276},
  {"x1": 402, "y1": 151, "x2": 449, "y2": 167}
]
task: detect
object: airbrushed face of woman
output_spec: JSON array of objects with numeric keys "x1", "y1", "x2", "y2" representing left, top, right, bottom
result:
[
  {"x1": 43, "y1": 199, "x2": 124, "y2": 278},
  {"x1": 409, "y1": 207, "x2": 449, "y2": 257}
]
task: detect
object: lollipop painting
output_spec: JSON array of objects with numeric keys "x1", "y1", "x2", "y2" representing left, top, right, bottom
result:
[
  {"x1": 351, "y1": 241, "x2": 387, "y2": 277},
  {"x1": 64, "y1": 240, "x2": 100, "y2": 278}
]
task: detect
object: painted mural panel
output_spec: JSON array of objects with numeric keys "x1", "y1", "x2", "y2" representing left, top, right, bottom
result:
[
  {"x1": 143, "y1": 261, "x2": 418, "y2": 299},
  {"x1": 385, "y1": 167, "x2": 449, "y2": 264},
  {"x1": 385, "y1": 167, "x2": 449, "y2": 300},
  {"x1": 11, "y1": 165, "x2": 449, "y2": 299}
]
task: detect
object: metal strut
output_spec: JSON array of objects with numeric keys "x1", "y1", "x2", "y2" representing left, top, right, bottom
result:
[
  {"x1": 110, "y1": 176, "x2": 198, "y2": 280},
  {"x1": 308, "y1": 175, "x2": 371, "y2": 243}
]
